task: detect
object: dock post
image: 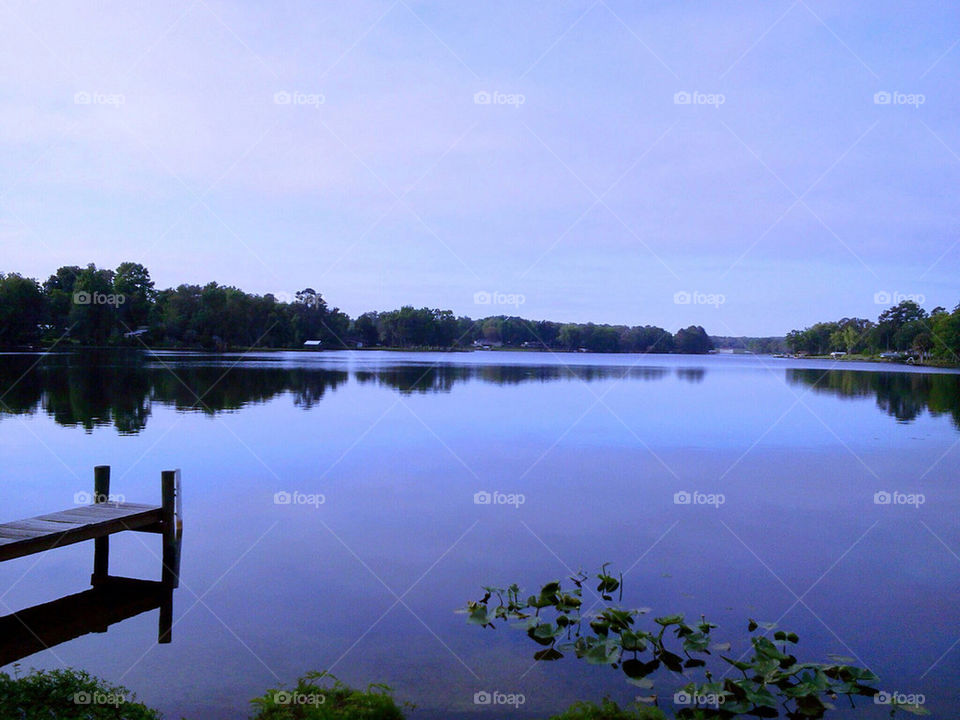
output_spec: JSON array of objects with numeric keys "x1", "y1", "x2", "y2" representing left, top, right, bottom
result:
[
  {"x1": 159, "y1": 586, "x2": 173, "y2": 644},
  {"x1": 161, "y1": 469, "x2": 181, "y2": 589},
  {"x1": 91, "y1": 465, "x2": 110, "y2": 585}
]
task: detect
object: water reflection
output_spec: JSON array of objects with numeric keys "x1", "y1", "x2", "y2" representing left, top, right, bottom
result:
[
  {"x1": 0, "y1": 577, "x2": 176, "y2": 667},
  {"x1": 355, "y1": 364, "x2": 668, "y2": 394},
  {"x1": 2, "y1": 353, "x2": 958, "y2": 434},
  {"x1": 0, "y1": 354, "x2": 668, "y2": 433},
  {"x1": 787, "y1": 368, "x2": 960, "y2": 428},
  {"x1": 676, "y1": 367, "x2": 705, "y2": 383},
  {"x1": 0, "y1": 353, "x2": 349, "y2": 434}
]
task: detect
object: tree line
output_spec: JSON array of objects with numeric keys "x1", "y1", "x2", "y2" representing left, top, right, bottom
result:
[
  {"x1": 0, "y1": 262, "x2": 716, "y2": 353},
  {"x1": 785, "y1": 299, "x2": 960, "y2": 362}
]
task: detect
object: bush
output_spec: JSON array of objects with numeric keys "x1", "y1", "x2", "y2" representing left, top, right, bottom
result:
[
  {"x1": 0, "y1": 667, "x2": 161, "y2": 720},
  {"x1": 249, "y1": 671, "x2": 408, "y2": 719},
  {"x1": 548, "y1": 699, "x2": 666, "y2": 720}
]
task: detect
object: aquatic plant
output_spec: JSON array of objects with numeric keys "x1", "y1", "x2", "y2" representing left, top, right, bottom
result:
[{"x1": 465, "y1": 565, "x2": 928, "y2": 718}]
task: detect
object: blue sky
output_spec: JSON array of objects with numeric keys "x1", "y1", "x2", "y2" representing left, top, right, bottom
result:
[{"x1": 1, "y1": 0, "x2": 957, "y2": 335}]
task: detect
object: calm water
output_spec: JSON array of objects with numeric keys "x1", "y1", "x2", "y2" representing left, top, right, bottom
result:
[{"x1": 1, "y1": 351, "x2": 959, "y2": 718}]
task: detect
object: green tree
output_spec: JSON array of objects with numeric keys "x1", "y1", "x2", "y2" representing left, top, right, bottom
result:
[
  {"x1": 0, "y1": 273, "x2": 46, "y2": 345},
  {"x1": 674, "y1": 325, "x2": 713, "y2": 354},
  {"x1": 113, "y1": 261, "x2": 155, "y2": 331},
  {"x1": 874, "y1": 300, "x2": 927, "y2": 351},
  {"x1": 42, "y1": 265, "x2": 82, "y2": 334},
  {"x1": 558, "y1": 324, "x2": 583, "y2": 350},
  {"x1": 929, "y1": 305, "x2": 960, "y2": 361},
  {"x1": 354, "y1": 312, "x2": 380, "y2": 346},
  {"x1": 69, "y1": 264, "x2": 118, "y2": 344}
]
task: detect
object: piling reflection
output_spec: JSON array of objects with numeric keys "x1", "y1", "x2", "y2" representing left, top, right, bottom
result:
[{"x1": 0, "y1": 576, "x2": 177, "y2": 667}]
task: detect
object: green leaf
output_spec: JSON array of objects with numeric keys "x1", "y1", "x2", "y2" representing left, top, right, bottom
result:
[
  {"x1": 541, "y1": 581, "x2": 561, "y2": 595},
  {"x1": 655, "y1": 614, "x2": 685, "y2": 626},
  {"x1": 682, "y1": 632, "x2": 710, "y2": 652},
  {"x1": 621, "y1": 631, "x2": 646, "y2": 652},
  {"x1": 896, "y1": 704, "x2": 931, "y2": 715},
  {"x1": 528, "y1": 623, "x2": 561, "y2": 645},
  {"x1": 826, "y1": 654, "x2": 855, "y2": 663},
  {"x1": 585, "y1": 639, "x2": 621, "y2": 665},
  {"x1": 721, "y1": 655, "x2": 751, "y2": 672},
  {"x1": 467, "y1": 606, "x2": 488, "y2": 625}
]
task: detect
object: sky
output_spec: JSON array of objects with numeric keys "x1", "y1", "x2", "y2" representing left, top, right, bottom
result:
[{"x1": 0, "y1": 0, "x2": 957, "y2": 336}]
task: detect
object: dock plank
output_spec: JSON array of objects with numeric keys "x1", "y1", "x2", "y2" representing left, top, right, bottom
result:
[{"x1": 0, "y1": 504, "x2": 165, "y2": 563}]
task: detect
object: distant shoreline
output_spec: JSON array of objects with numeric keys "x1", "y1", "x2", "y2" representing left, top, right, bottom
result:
[
  {"x1": 4, "y1": 344, "x2": 958, "y2": 369},
  {"x1": 774, "y1": 352, "x2": 958, "y2": 369}
]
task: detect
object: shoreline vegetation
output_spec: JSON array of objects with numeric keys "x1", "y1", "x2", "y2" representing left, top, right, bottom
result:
[
  {"x1": 784, "y1": 300, "x2": 960, "y2": 368},
  {"x1": 0, "y1": 261, "x2": 713, "y2": 355},
  {"x1": 1, "y1": 261, "x2": 958, "y2": 367}
]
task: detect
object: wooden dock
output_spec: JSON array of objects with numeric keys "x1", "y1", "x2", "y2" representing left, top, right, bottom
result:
[
  {"x1": 0, "y1": 466, "x2": 181, "y2": 582},
  {"x1": 0, "y1": 502, "x2": 166, "y2": 562},
  {"x1": 0, "y1": 466, "x2": 183, "y2": 664}
]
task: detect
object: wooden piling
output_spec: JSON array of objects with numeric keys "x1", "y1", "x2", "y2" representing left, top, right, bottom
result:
[
  {"x1": 1, "y1": 465, "x2": 184, "y2": 654},
  {"x1": 91, "y1": 465, "x2": 110, "y2": 585},
  {"x1": 159, "y1": 589, "x2": 173, "y2": 644},
  {"x1": 161, "y1": 469, "x2": 181, "y2": 589}
]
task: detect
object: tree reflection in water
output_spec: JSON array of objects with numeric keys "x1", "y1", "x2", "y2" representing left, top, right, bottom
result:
[
  {"x1": 1, "y1": 352, "x2": 957, "y2": 434},
  {"x1": 787, "y1": 368, "x2": 960, "y2": 429}
]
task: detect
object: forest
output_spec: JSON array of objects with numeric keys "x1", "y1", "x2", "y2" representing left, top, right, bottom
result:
[
  {"x1": 0, "y1": 262, "x2": 713, "y2": 354},
  {"x1": 785, "y1": 300, "x2": 960, "y2": 362}
]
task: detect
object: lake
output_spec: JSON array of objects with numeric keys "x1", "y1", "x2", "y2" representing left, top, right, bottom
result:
[{"x1": 1, "y1": 350, "x2": 958, "y2": 718}]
